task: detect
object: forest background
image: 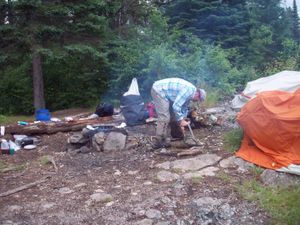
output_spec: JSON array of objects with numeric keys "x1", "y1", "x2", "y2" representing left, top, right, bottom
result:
[{"x1": 1, "y1": 0, "x2": 300, "y2": 114}]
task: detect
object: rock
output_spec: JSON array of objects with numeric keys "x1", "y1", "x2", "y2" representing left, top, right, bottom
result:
[
  {"x1": 157, "y1": 170, "x2": 180, "y2": 182},
  {"x1": 219, "y1": 203, "x2": 234, "y2": 220},
  {"x1": 161, "y1": 196, "x2": 176, "y2": 208},
  {"x1": 182, "y1": 167, "x2": 219, "y2": 179},
  {"x1": 103, "y1": 132, "x2": 127, "y2": 151},
  {"x1": 234, "y1": 157, "x2": 254, "y2": 172},
  {"x1": 76, "y1": 146, "x2": 91, "y2": 154},
  {"x1": 73, "y1": 183, "x2": 87, "y2": 189},
  {"x1": 156, "y1": 222, "x2": 171, "y2": 225},
  {"x1": 219, "y1": 156, "x2": 237, "y2": 168},
  {"x1": 260, "y1": 169, "x2": 300, "y2": 187},
  {"x1": 176, "y1": 219, "x2": 190, "y2": 225},
  {"x1": 90, "y1": 193, "x2": 113, "y2": 203},
  {"x1": 165, "y1": 211, "x2": 175, "y2": 216},
  {"x1": 114, "y1": 169, "x2": 122, "y2": 175},
  {"x1": 42, "y1": 202, "x2": 56, "y2": 210},
  {"x1": 134, "y1": 218, "x2": 153, "y2": 225},
  {"x1": 128, "y1": 170, "x2": 139, "y2": 175},
  {"x1": 92, "y1": 132, "x2": 106, "y2": 152},
  {"x1": 58, "y1": 187, "x2": 74, "y2": 194},
  {"x1": 1, "y1": 220, "x2": 14, "y2": 225},
  {"x1": 206, "y1": 107, "x2": 226, "y2": 114},
  {"x1": 190, "y1": 197, "x2": 235, "y2": 225},
  {"x1": 105, "y1": 201, "x2": 114, "y2": 207},
  {"x1": 68, "y1": 133, "x2": 89, "y2": 144},
  {"x1": 146, "y1": 209, "x2": 162, "y2": 219},
  {"x1": 155, "y1": 161, "x2": 171, "y2": 170},
  {"x1": 171, "y1": 154, "x2": 221, "y2": 171},
  {"x1": 173, "y1": 182, "x2": 186, "y2": 196},
  {"x1": 8, "y1": 205, "x2": 23, "y2": 212},
  {"x1": 143, "y1": 181, "x2": 152, "y2": 185}
]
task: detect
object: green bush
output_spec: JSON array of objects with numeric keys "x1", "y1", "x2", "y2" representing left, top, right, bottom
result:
[
  {"x1": 223, "y1": 128, "x2": 243, "y2": 152},
  {"x1": 0, "y1": 115, "x2": 7, "y2": 124}
]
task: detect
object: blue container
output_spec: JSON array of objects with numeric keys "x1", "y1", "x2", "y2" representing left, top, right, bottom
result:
[{"x1": 35, "y1": 109, "x2": 51, "y2": 121}]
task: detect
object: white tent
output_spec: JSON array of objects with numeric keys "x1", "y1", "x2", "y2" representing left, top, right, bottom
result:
[{"x1": 231, "y1": 70, "x2": 300, "y2": 109}]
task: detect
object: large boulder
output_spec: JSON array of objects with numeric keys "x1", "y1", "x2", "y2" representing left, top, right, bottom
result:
[{"x1": 103, "y1": 132, "x2": 127, "y2": 151}]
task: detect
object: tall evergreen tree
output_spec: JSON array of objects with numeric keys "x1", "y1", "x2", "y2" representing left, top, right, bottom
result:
[
  {"x1": 245, "y1": 0, "x2": 291, "y2": 67},
  {"x1": 291, "y1": 0, "x2": 300, "y2": 42},
  {"x1": 162, "y1": 0, "x2": 250, "y2": 60}
]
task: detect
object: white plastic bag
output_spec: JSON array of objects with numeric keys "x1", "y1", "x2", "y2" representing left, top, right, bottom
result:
[{"x1": 123, "y1": 78, "x2": 140, "y2": 96}]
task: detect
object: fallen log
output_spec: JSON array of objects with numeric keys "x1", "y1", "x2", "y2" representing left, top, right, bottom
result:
[{"x1": 5, "y1": 116, "x2": 113, "y2": 135}]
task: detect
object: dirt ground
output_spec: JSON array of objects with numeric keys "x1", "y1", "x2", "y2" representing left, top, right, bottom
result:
[{"x1": 0, "y1": 106, "x2": 271, "y2": 225}]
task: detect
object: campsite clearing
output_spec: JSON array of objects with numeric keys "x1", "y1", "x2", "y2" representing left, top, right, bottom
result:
[{"x1": 0, "y1": 104, "x2": 299, "y2": 225}]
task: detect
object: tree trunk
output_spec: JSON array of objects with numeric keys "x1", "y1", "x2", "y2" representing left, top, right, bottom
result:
[
  {"x1": 32, "y1": 51, "x2": 46, "y2": 111},
  {"x1": 7, "y1": 0, "x2": 14, "y2": 24},
  {"x1": 0, "y1": 0, "x2": 6, "y2": 24}
]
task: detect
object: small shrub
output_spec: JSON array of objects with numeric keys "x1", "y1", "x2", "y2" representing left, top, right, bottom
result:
[
  {"x1": 39, "y1": 155, "x2": 52, "y2": 165},
  {"x1": 0, "y1": 115, "x2": 7, "y2": 124},
  {"x1": 191, "y1": 176, "x2": 202, "y2": 184},
  {"x1": 250, "y1": 165, "x2": 264, "y2": 179},
  {"x1": 204, "y1": 89, "x2": 220, "y2": 108},
  {"x1": 217, "y1": 171, "x2": 232, "y2": 183},
  {"x1": 223, "y1": 128, "x2": 243, "y2": 152},
  {"x1": 0, "y1": 161, "x2": 7, "y2": 172}
]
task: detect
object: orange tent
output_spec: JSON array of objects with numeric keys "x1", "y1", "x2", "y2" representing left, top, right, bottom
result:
[{"x1": 236, "y1": 89, "x2": 300, "y2": 174}]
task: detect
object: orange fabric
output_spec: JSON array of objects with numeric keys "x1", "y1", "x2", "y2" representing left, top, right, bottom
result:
[{"x1": 236, "y1": 89, "x2": 300, "y2": 169}]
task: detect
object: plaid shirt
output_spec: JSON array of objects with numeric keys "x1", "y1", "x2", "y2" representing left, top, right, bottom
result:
[{"x1": 152, "y1": 78, "x2": 196, "y2": 121}]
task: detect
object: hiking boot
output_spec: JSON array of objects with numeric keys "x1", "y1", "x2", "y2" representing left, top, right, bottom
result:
[{"x1": 163, "y1": 137, "x2": 171, "y2": 148}]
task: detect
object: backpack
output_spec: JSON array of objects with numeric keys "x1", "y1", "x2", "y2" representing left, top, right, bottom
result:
[
  {"x1": 95, "y1": 103, "x2": 114, "y2": 117},
  {"x1": 120, "y1": 95, "x2": 148, "y2": 126}
]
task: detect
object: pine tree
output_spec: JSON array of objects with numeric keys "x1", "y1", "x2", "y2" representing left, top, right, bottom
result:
[
  {"x1": 292, "y1": 0, "x2": 300, "y2": 42},
  {"x1": 246, "y1": 0, "x2": 291, "y2": 67},
  {"x1": 162, "y1": 0, "x2": 250, "y2": 57}
]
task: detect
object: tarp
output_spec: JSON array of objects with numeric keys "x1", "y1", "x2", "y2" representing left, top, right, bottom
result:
[
  {"x1": 236, "y1": 89, "x2": 300, "y2": 175},
  {"x1": 232, "y1": 70, "x2": 300, "y2": 109}
]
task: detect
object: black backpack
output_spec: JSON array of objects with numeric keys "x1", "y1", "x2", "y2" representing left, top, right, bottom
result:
[
  {"x1": 120, "y1": 95, "x2": 148, "y2": 126},
  {"x1": 95, "y1": 103, "x2": 114, "y2": 117}
]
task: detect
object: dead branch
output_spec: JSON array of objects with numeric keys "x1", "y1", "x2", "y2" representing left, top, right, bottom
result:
[
  {"x1": 48, "y1": 157, "x2": 58, "y2": 172},
  {"x1": 0, "y1": 176, "x2": 51, "y2": 197},
  {"x1": 177, "y1": 149, "x2": 203, "y2": 157}
]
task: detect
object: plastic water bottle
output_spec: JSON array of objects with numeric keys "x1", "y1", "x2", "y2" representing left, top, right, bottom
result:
[
  {"x1": 1, "y1": 139, "x2": 10, "y2": 154},
  {"x1": 1, "y1": 139, "x2": 15, "y2": 155}
]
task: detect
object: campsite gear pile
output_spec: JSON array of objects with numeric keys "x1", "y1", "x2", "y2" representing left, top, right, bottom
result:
[
  {"x1": 120, "y1": 78, "x2": 148, "y2": 126},
  {"x1": 0, "y1": 136, "x2": 38, "y2": 155}
]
